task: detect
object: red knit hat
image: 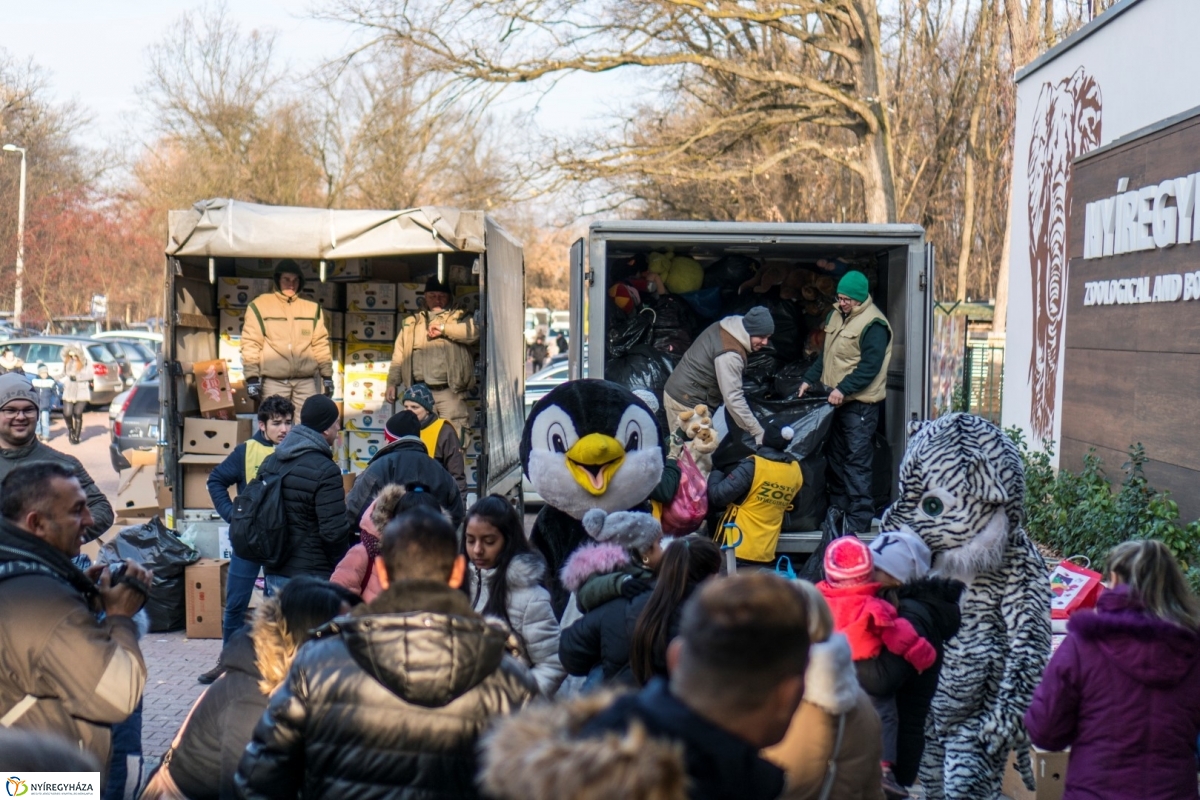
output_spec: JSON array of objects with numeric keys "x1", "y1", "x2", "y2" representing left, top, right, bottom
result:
[{"x1": 824, "y1": 536, "x2": 874, "y2": 586}]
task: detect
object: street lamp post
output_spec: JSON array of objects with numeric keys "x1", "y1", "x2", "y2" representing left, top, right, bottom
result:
[{"x1": 2, "y1": 144, "x2": 26, "y2": 330}]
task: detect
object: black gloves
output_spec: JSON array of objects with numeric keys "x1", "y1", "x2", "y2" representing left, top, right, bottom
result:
[
  {"x1": 323, "y1": 379, "x2": 335, "y2": 397},
  {"x1": 245, "y1": 377, "x2": 261, "y2": 398}
]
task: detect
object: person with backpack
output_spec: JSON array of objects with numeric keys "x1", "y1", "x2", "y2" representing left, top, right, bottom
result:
[
  {"x1": 198, "y1": 395, "x2": 294, "y2": 685},
  {"x1": 241, "y1": 395, "x2": 350, "y2": 594}
]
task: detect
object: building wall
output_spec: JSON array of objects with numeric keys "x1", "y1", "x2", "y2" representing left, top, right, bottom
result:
[
  {"x1": 1002, "y1": 0, "x2": 1200, "y2": 463},
  {"x1": 1063, "y1": 112, "x2": 1200, "y2": 520}
]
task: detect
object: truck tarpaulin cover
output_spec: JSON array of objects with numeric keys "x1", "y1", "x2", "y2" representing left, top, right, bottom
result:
[
  {"x1": 166, "y1": 199, "x2": 488, "y2": 258},
  {"x1": 99, "y1": 518, "x2": 201, "y2": 632},
  {"x1": 713, "y1": 394, "x2": 835, "y2": 530}
]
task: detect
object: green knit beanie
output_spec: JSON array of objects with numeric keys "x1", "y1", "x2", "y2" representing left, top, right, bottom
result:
[{"x1": 837, "y1": 271, "x2": 869, "y2": 303}]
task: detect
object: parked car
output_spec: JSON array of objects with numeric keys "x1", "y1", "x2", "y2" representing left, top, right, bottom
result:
[
  {"x1": 522, "y1": 359, "x2": 586, "y2": 506},
  {"x1": 0, "y1": 337, "x2": 125, "y2": 406},
  {"x1": 94, "y1": 329, "x2": 163, "y2": 346},
  {"x1": 110, "y1": 365, "x2": 161, "y2": 472},
  {"x1": 72, "y1": 338, "x2": 135, "y2": 389},
  {"x1": 101, "y1": 338, "x2": 157, "y2": 381}
]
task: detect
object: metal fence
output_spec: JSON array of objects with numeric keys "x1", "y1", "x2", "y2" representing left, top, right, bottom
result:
[{"x1": 963, "y1": 342, "x2": 1004, "y2": 424}]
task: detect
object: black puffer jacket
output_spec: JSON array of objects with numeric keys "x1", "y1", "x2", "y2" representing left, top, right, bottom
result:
[
  {"x1": 345, "y1": 437, "x2": 464, "y2": 529},
  {"x1": 855, "y1": 577, "x2": 964, "y2": 786},
  {"x1": 268, "y1": 425, "x2": 350, "y2": 578},
  {"x1": 235, "y1": 580, "x2": 537, "y2": 799}
]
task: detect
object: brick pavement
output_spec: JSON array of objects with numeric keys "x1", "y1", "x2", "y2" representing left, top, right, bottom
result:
[{"x1": 139, "y1": 631, "x2": 222, "y2": 763}]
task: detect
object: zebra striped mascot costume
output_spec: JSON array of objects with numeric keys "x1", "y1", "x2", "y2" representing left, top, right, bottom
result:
[{"x1": 879, "y1": 414, "x2": 1051, "y2": 799}]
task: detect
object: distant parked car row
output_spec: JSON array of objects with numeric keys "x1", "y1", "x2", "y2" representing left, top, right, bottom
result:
[{"x1": 0, "y1": 332, "x2": 161, "y2": 407}]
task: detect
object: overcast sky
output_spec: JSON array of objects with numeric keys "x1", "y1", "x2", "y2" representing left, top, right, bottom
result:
[{"x1": 4, "y1": 0, "x2": 639, "y2": 148}]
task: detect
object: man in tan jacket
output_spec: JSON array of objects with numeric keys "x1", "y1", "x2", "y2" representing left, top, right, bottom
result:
[
  {"x1": 385, "y1": 277, "x2": 478, "y2": 437},
  {"x1": 241, "y1": 260, "x2": 333, "y2": 415},
  {"x1": 0, "y1": 462, "x2": 151, "y2": 788}
]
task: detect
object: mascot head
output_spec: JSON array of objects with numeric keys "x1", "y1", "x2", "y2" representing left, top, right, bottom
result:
[
  {"x1": 879, "y1": 413, "x2": 1025, "y2": 579},
  {"x1": 521, "y1": 379, "x2": 664, "y2": 520}
]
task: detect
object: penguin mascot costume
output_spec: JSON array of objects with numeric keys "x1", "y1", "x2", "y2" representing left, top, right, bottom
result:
[{"x1": 521, "y1": 379, "x2": 664, "y2": 618}]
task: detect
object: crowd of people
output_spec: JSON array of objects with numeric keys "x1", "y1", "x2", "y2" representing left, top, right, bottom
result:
[{"x1": 5, "y1": 313, "x2": 1200, "y2": 798}]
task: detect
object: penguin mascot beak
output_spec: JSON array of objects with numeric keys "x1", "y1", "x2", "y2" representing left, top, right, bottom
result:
[{"x1": 565, "y1": 433, "x2": 625, "y2": 495}]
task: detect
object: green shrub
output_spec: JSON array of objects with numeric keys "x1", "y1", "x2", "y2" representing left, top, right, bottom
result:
[{"x1": 1006, "y1": 429, "x2": 1200, "y2": 588}]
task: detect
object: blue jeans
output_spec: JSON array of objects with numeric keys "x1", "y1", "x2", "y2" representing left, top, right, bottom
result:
[
  {"x1": 223, "y1": 553, "x2": 264, "y2": 645},
  {"x1": 37, "y1": 410, "x2": 50, "y2": 439},
  {"x1": 264, "y1": 573, "x2": 291, "y2": 596}
]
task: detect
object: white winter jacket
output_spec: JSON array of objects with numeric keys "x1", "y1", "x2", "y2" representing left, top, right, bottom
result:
[{"x1": 468, "y1": 553, "x2": 566, "y2": 698}]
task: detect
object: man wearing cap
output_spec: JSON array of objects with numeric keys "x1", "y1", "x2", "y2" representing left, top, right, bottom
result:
[
  {"x1": 798, "y1": 270, "x2": 892, "y2": 535},
  {"x1": 385, "y1": 277, "x2": 479, "y2": 439},
  {"x1": 399, "y1": 383, "x2": 466, "y2": 496},
  {"x1": 0, "y1": 373, "x2": 113, "y2": 541},
  {"x1": 344, "y1": 410, "x2": 463, "y2": 532},
  {"x1": 264, "y1": 395, "x2": 350, "y2": 591},
  {"x1": 664, "y1": 306, "x2": 775, "y2": 449},
  {"x1": 241, "y1": 259, "x2": 334, "y2": 414}
]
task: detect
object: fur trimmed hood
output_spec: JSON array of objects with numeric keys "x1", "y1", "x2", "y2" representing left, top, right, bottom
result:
[
  {"x1": 803, "y1": 633, "x2": 860, "y2": 715},
  {"x1": 251, "y1": 595, "x2": 298, "y2": 696},
  {"x1": 561, "y1": 542, "x2": 633, "y2": 594},
  {"x1": 479, "y1": 691, "x2": 687, "y2": 800}
]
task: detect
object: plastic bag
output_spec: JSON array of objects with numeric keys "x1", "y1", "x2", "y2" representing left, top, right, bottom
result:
[
  {"x1": 647, "y1": 295, "x2": 696, "y2": 356},
  {"x1": 773, "y1": 357, "x2": 819, "y2": 398},
  {"x1": 678, "y1": 287, "x2": 722, "y2": 320},
  {"x1": 797, "y1": 508, "x2": 849, "y2": 583},
  {"x1": 742, "y1": 351, "x2": 783, "y2": 397},
  {"x1": 608, "y1": 306, "x2": 655, "y2": 359},
  {"x1": 783, "y1": 453, "x2": 828, "y2": 532},
  {"x1": 661, "y1": 447, "x2": 708, "y2": 535},
  {"x1": 605, "y1": 344, "x2": 681, "y2": 433},
  {"x1": 704, "y1": 255, "x2": 760, "y2": 299},
  {"x1": 732, "y1": 292, "x2": 805, "y2": 359},
  {"x1": 99, "y1": 518, "x2": 200, "y2": 632}
]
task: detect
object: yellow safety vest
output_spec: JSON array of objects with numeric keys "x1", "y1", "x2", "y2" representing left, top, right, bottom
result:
[
  {"x1": 719, "y1": 456, "x2": 803, "y2": 563},
  {"x1": 244, "y1": 439, "x2": 274, "y2": 482},
  {"x1": 419, "y1": 418, "x2": 448, "y2": 458}
]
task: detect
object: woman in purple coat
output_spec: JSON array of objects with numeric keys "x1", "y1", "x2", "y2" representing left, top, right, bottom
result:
[{"x1": 1025, "y1": 540, "x2": 1200, "y2": 800}]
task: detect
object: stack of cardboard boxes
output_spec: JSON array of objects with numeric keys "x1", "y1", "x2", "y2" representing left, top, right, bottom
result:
[
  {"x1": 179, "y1": 359, "x2": 254, "y2": 510},
  {"x1": 344, "y1": 282, "x2": 397, "y2": 474}
]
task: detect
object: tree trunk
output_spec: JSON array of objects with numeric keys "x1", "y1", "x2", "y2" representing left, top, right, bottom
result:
[
  {"x1": 993, "y1": 190, "x2": 1012, "y2": 334},
  {"x1": 956, "y1": 102, "x2": 982, "y2": 301},
  {"x1": 854, "y1": 0, "x2": 898, "y2": 223}
]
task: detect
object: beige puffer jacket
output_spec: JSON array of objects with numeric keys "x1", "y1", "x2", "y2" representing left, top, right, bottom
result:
[{"x1": 241, "y1": 292, "x2": 332, "y2": 380}]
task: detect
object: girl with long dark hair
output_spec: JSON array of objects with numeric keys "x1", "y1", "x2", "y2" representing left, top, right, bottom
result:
[
  {"x1": 629, "y1": 535, "x2": 721, "y2": 685},
  {"x1": 464, "y1": 494, "x2": 565, "y2": 697}
]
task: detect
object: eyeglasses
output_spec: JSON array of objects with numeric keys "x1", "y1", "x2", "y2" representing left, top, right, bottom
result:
[{"x1": 1, "y1": 407, "x2": 37, "y2": 419}]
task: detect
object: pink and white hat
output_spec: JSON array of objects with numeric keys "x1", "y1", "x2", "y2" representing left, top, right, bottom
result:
[{"x1": 823, "y1": 536, "x2": 874, "y2": 586}]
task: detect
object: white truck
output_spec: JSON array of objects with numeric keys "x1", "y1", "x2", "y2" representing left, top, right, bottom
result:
[{"x1": 566, "y1": 221, "x2": 934, "y2": 551}]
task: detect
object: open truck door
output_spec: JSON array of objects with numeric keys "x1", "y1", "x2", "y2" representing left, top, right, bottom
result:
[
  {"x1": 567, "y1": 237, "x2": 586, "y2": 381},
  {"x1": 482, "y1": 218, "x2": 525, "y2": 501}
]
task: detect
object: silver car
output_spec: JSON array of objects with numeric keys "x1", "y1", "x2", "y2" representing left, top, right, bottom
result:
[{"x1": 1, "y1": 337, "x2": 126, "y2": 406}]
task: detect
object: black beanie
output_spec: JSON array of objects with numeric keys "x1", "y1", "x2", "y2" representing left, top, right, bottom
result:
[
  {"x1": 424, "y1": 276, "x2": 451, "y2": 295},
  {"x1": 300, "y1": 394, "x2": 340, "y2": 432},
  {"x1": 385, "y1": 410, "x2": 422, "y2": 439},
  {"x1": 761, "y1": 422, "x2": 795, "y2": 452}
]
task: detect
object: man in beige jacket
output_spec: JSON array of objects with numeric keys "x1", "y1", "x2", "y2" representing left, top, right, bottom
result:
[
  {"x1": 0, "y1": 461, "x2": 151, "y2": 788},
  {"x1": 241, "y1": 260, "x2": 333, "y2": 415},
  {"x1": 385, "y1": 277, "x2": 478, "y2": 438}
]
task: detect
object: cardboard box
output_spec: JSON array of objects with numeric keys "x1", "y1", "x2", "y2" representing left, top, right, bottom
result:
[
  {"x1": 327, "y1": 310, "x2": 345, "y2": 341},
  {"x1": 345, "y1": 408, "x2": 392, "y2": 432},
  {"x1": 343, "y1": 372, "x2": 391, "y2": 428},
  {"x1": 299, "y1": 282, "x2": 340, "y2": 308},
  {"x1": 230, "y1": 381, "x2": 258, "y2": 415},
  {"x1": 346, "y1": 312, "x2": 396, "y2": 343},
  {"x1": 328, "y1": 258, "x2": 369, "y2": 281},
  {"x1": 184, "y1": 417, "x2": 252, "y2": 455},
  {"x1": 217, "y1": 337, "x2": 242, "y2": 367},
  {"x1": 233, "y1": 257, "x2": 274, "y2": 276},
  {"x1": 347, "y1": 430, "x2": 387, "y2": 465},
  {"x1": 396, "y1": 282, "x2": 423, "y2": 313},
  {"x1": 181, "y1": 460, "x2": 219, "y2": 509},
  {"x1": 185, "y1": 558, "x2": 229, "y2": 639},
  {"x1": 122, "y1": 448, "x2": 158, "y2": 468},
  {"x1": 1002, "y1": 748, "x2": 1068, "y2": 800},
  {"x1": 217, "y1": 524, "x2": 232, "y2": 560},
  {"x1": 346, "y1": 282, "x2": 397, "y2": 312},
  {"x1": 115, "y1": 466, "x2": 158, "y2": 515},
  {"x1": 217, "y1": 277, "x2": 272, "y2": 308},
  {"x1": 342, "y1": 473, "x2": 356, "y2": 495},
  {"x1": 193, "y1": 359, "x2": 235, "y2": 417},
  {"x1": 345, "y1": 343, "x2": 394, "y2": 373},
  {"x1": 218, "y1": 308, "x2": 246, "y2": 338}
]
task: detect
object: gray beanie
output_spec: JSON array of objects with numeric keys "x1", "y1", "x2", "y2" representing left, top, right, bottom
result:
[
  {"x1": 742, "y1": 306, "x2": 775, "y2": 336},
  {"x1": 0, "y1": 373, "x2": 38, "y2": 410},
  {"x1": 869, "y1": 529, "x2": 932, "y2": 584}
]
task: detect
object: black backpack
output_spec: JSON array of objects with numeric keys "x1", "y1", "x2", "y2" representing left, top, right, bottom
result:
[{"x1": 230, "y1": 455, "x2": 290, "y2": 569}]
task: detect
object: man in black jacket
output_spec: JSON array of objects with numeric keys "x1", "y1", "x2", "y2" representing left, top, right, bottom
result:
[
  {"x1": 581, "y1": 573, "x2": 809, "y2": 800},
  {"x1": 264, "y1": 395, "x2": 350, "y2": 593},
  {"x1": 236, "y1": 506, "x2": 537, "y2": 798},
  {"x1": 345, "y1": 410, "x2": 464, "y2": 530}
]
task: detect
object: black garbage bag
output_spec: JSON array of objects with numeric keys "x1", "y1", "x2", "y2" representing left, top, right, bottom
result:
[
  {"x1": 797, "y1": 507, "x2": 850, "y2": 582},
  {"x1": 742, "y1": 351, "x2": 783, "y2": 397},
  {"x1": 647, "y1": 295, "x2": 696, "y2": 356},
  {"x1": 608, "y1": 306, "x2": 655, "y2": 359},
  {"x1": 732, "y1": 292, "x2": 805, "y2": 360},
  {"x1": 678, "y1": 287, "x2": 722, "y2": 320},
  {"x1": 99, "y1": 518, "x2": 200, "y2": 632},
  {"x1": 605, "y1": 344, "x2": 681, "y2": 433},
  {"x1": 783, "y1": 453, "x2": 828, "y2": 532},
  {"x1": 773, "y1": 356, "x2": 819, "y2": 398},
  {"x1": 704, "y1": 255, "x2": 759, "y2": 299}
]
